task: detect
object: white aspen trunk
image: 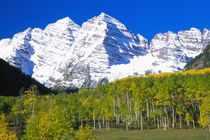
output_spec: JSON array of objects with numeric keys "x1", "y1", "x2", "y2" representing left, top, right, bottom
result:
[
  {"x1": 179, "y1": 115, "x2": 182, "y2": 130},
  {"x1": 81, "y1": 119, "x2": 83, "y2": 127},
  {"x1": 209, "y1": 125, "x2": 210, "y2": 133},
  {"x1": 126, "y1": 121, "x2": 129, "y2": 131},
  {"x1": 130, "y1": 115, "x2": 133, "y2": 127},
  {"x1": 146, "y1": 102, "x2": 149, "y2": 118},
  {"x1": 141, "y1": 111, "x2": 143, "y2": 131},
  {"x1": 146, "y1": 101, "x2": 150, "y2": 130},
  {"x1": 137, "y1": 109, "x2": 140, "y2": 128},
  {"x1": 161, "y1": 116, "x2": 164, "y2": 128},
  {"x1": 164, "y1": 116, "x2": 167, "y2": 131},
  {"x1": 117, "y1": 94, "x2": 120, "y2": 125},
  {"x1": 187, "y1": 122, "x2": 190, "y2": 130},
  {"x1": 135, "y1": 110, "x2": 138, "y2": 128},
  {"x1": 93, "y1": 110, "x2": 96, "y2": 130},
  {"x1": 175, "y1": 109, "x2": 177, "y2": 124},
  {"x1": 103, "y1": 116, "x2": 105, "y2": 126},
  {"x1": 32, "y1": 102, "x2": 35, "y2": 116},
  {"x1": 172, "y1": 106, "x2": 175, "y2": 128},
  {"x1": 152, "y1": 100, "x2": 156, "y2": 126},
  {"x1": 199, "y1": 105, "x2": 203, "y2": 129},
  {"x1": 192, "y1": 119, "x2": 195, "y2": 129},
  {"x1": 164, "y1": 106, "x2": 169, "y2": 128},
  {"x1": 113, "y1": 95, "x2": 116, "y2": 117},
  {"x1": 126, "y1": 91, "x2": 131, "y2": 129},
  {"x1": 117, "y1": 115, "x2": 120, "y2": 125},
  {"x1": 98, "y1": 119, "x2": 101, "y2": 129}
]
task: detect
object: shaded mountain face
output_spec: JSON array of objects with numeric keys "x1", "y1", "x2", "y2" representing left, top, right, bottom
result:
[
  {"x1": 184, "y1": 44, "x2": 210, "y2": 70},
  {"x1": 0, "y1": 13, "x2": 209, "y2": 89},
  {"x1": 0, "y1": 59, "x2": 49, "y2": 96},
  {"x1": 0, "y1": 17, "x2": 80, "y2": 88},
  {"x1": 53, "y1": 13, "x2": 149, "y2": 88}
]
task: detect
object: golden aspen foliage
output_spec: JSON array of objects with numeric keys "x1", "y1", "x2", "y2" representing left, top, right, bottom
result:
[
  {"x1": 199, "y1": 96, "x2": 210, "y2": 129},
  {"x1": 76, "y1": 124, "x2": 96, "y2": 140},
  {"x1": 0, "y1": 113, "x2": 18, "y2": 140}
]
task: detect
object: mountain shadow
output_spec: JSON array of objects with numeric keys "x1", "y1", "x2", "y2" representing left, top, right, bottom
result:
[
  {"x1": 14, "y1": 28, "x2": 35, "y2": 76},
  {"x1": 103, "y1": 19, "x2": 146, "y2": 66},
  {"x1": 184, "y1": 44, "x2": 210, "y2": 70},
  {"x1": 0, "y1": 58, "x2": 50, "y2": 96}
]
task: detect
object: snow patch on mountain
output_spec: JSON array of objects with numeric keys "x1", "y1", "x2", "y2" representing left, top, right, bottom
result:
[{"x1": 0, "y1": 13, "x2": 209, "y2": 88}]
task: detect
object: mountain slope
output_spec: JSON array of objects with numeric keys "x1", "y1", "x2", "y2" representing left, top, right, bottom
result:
[
  {"x1": 54, "y1": 13, "x2": 149, "y2": 88},
  {"x1": 184, "y1": 44, "x2": 210, "y2": 70},
  {"x1": 0, "y1": 13, "x2": 209, "y2": 89},
  {"x1": 0, "y1": 17, "x2": 80, "y2": 88},
  {"x1": 0, "y1": 58, "x2": 49, "y2": 96}
]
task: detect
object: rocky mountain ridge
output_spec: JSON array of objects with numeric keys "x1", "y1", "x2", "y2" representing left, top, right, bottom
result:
[{"x1": 0, "y1": 12, "x2": 209, "y2": 89}]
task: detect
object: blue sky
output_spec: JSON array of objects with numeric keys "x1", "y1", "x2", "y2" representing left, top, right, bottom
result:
[{"x1": 0, "y1": 0, "x2": 209, "y2": 40}]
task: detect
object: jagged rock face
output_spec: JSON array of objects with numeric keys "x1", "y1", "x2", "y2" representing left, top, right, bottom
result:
[
  {"x1": 150, "y1": 28, "x2": 210, "y2": 71},
  {"x1": 203, "y1": 28, "x2": 210, "y2": 47},
  {"x1": 55, "y1": 13, "x2": 149, "y2": 88},
  {"x1": 0, "y1": 18, "x2": 80, "y2": 87},
  {"x1": 0, "y1": 28, "x2": 34, "y2": 75},
  {"x1": 30, "y1": 18, "x2": 80, "y2": 86},
  {"x1": 177, "y1": 28, "x2": 204, "y2": 58},
  {"x1": 0, "y1": 13, "x2": 209, "y2": 89}
]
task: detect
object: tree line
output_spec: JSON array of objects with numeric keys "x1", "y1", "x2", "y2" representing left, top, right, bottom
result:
[{"x1": 0, "y1": 68, "x2": 209, "y2": 139}]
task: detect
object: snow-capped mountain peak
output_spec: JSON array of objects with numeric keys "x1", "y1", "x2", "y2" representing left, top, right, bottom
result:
[
  {"x1": 96, "y1": 12, "x2": 116, "y2": 21},
  {"x1": 45, "y1": 17, "x2": 79, "y2": 29},
  {"x1": 0, "y1": 13, "x2": 209, "y2": 89},
  {"x1": 99, "y1": 12, "x2": 108, "y2": 17}
]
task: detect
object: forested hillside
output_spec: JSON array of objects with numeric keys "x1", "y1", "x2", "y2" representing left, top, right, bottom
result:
[
  {"x1": 0, "y1": 68, "x2": 209, "y2": 139},
  {"x1": 0, "y1": 59, "x2": 49, "y2": 96},
  {"x1": 184, "y1": 44, "x2": 210, "y2": 70}
]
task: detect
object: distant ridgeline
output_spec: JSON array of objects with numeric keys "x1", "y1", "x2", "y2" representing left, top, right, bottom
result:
[
  {"x1": 113, "y1": 67, "x2": 210, "y2": 83},
  {"x1": 0, "y1": 58, "x2": 49, "y2": 96},
  {"x1": 184, "y1": 44, "x2": 210, "y2": 70}
]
